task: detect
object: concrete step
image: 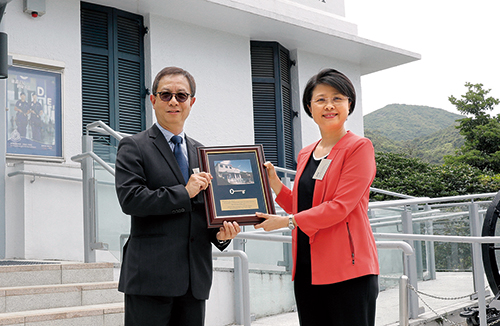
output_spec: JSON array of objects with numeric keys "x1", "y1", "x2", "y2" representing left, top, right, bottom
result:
[
  {"x1": 0, "y1": 281, "x2": 122, "y2": 313},
  {"x1": 0, "y1": 261, "x2": 123, "y2": 325},
  {"x1": 0, "y1": 262, "x2": 114, "y2": 287},
  {"x1": 0, "y1": 302, "x2": 124, "y2": 326}
]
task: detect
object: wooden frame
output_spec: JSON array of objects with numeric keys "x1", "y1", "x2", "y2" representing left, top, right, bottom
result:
[{"x1": 197, "y1": 145, "x2": 275, "y2": 228}]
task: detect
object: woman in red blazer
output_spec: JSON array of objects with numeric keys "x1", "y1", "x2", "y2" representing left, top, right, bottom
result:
[{"x1": 256, "y1": 69, "x2": 379, "y2": 326}]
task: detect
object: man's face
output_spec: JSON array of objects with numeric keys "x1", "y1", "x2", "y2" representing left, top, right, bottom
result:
[{"x1": 151, "y1": 74, "x2": 196, "y2": 134}]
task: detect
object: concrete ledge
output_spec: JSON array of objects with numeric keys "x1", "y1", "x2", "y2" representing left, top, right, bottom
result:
[
  {"x1": 0, "y1": 282, "x2": 121, "y2": 313},
  {"x1": 0, "y1": 303, "x2": 124, "y2": 326},
  {"x1": 62, "y1": 263, "x2": 114, "y2": 284},
  {"x1": 0, "y1": 263, "x2": 114, "y2": 287}
]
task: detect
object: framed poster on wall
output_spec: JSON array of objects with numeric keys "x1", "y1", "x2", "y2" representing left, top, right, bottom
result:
[{"x1": 6, "y1": 65, "x2": 62, "y2": 159}]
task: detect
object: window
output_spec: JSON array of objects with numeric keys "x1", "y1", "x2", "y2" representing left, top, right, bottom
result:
[
  {"x1": 250, "y1": 41, "x2": 295, "y2": 170},
  {"x1": 81, "y1": 2, "x2": 146, "y2": 160}
]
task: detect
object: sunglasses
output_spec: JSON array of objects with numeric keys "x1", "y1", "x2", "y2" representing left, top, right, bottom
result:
[{"x1": 155, "y1": 91, "x2": 191, "y2": 103}]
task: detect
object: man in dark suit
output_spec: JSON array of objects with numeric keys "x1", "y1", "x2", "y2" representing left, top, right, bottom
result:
[{"x1": 115, "y1": 66, "x2": 241, "y2": 326}]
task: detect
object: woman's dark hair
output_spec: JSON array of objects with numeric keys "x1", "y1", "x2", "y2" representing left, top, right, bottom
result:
[
  {"x1": 152, "y1": 66, "x2": 196, "y2": 96},
  {"x1": 302, "y1": 68, "x2": 356, "y2": 117}
]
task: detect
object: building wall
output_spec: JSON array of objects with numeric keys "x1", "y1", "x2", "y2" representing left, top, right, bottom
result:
[
  {"x1": 147, "y1": 14, "x2": 256, "y2": 145},
  {"x1": 5, "y1": 0, "x2": 84, "y2": 261},
  {"x1": 4, "y1": 0, "x2": 368, "y2": 262}
]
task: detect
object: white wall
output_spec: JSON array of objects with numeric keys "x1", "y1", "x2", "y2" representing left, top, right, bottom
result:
[
  {"x1": 5, "y1": 162, "x2": 84, "y2": 261},
  {"x1": 4, "y1": 0, "x2": 85, "y2": 261},
  {"x1": 147, "y1": 15, "x2": 255, "y2": 146}
]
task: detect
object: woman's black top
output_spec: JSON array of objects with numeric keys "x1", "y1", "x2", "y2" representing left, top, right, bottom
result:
[{"x1": 296, "y1": 153, "x2": 322, "y2": 269}]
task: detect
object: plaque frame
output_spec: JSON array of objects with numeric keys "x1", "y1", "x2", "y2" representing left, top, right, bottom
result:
[{"x1": 197, "y1": 145, "x2": 275, "y2": 228}]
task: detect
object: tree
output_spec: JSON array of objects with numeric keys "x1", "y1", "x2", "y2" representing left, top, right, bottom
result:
[
  {"x1": 446, "y1": 82, "x2": 500, "y2": 173},
  {"x1": 371, "y1": 152, "x2": 500, "y2": 200}
]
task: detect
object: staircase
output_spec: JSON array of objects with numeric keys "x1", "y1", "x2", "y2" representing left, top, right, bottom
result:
[{"x1": 0, "y1": 261, "x2": 124, "y2": 326}]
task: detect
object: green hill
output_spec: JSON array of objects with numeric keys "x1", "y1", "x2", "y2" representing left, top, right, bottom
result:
[
  {"x1": 364, "y1": 104, "x2": 464, "y2": 141},
  {"x1": 364, "y1": 104, "x2": 465, "y2": 164}
]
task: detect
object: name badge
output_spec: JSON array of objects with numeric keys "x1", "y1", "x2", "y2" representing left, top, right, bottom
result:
[{"x1": 312, "y1": 159, "x2": 332, "y2": 180}]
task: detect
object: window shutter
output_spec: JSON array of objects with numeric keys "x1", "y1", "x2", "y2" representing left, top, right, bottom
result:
[
  {"x1": 279, "y1": 46, "x2": 295, "y2": 169},
  {"x1": 116, "y1": 12, "x2": 145, "y2": 135},
  {"x1": 251, "y1": 41, "x2": 295, "y2": 169},
  {"x1": 81, "y1": 2, "x2": 145, "y2": 161},
  {"x1": 251, "y1": 44, "x2": 279, "y2": 164}
]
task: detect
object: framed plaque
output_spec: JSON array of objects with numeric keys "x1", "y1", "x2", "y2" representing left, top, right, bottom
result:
[{"x1": 198, "y1": 145, "x2": 276, "y2": 228}]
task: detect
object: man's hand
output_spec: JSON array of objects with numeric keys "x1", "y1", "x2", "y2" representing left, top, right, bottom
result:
[
  {"x1": 216, "y1": 221, "x2": 241, "y2": 241},
  {"x1": 185, "y1": 172, "x2": 212, "y2": 198}
]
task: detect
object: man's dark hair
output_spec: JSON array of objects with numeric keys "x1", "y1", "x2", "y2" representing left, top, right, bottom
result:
[{"x1": 152, "y1": 66, "x2": 196, "y2": 96}]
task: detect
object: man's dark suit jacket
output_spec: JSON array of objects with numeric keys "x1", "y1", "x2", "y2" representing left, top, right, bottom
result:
[{"x1": 115, "y1": 124, "x2": 228, "y2": 300}]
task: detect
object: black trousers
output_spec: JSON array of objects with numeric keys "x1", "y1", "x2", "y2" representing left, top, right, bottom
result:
[
  {"x1": 294, "y1": 265, "x2": 379, "y2": 326},
  {"x1": 124, "y1": 289, "x2": 205, "y2": 326}
]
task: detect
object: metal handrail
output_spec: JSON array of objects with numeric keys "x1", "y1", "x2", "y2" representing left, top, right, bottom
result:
[
  {"x1": 212, "y1": 250, "x2": 251, "y2": 326},
  {"x1": 374, "y1": 231, "x2": 500, "y2": 326},
  {"x1": 85, "y1": 120, "x2": 131, "y2": 140},
  {"x1": 71, "y1": 151, "x2": 115, "y2": 176},
  {"x1": 234, "y1": 231, "x2": 415, "y2": 326},
  {"x1": 7, "y1": 170, "x2": 82, "y2": 182},
  {"x1": 369, "y1": 193, "x2": 497, "y2": 209},
  {"x1": 374, "y1": 233, "x2": 500, "y2": 244}
]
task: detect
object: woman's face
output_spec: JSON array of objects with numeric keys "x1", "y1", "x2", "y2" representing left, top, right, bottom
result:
[{"x1": 308, "y1": 83, "x2": 350, "y2": 132}]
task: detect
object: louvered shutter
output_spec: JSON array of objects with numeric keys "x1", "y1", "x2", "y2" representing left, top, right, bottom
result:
[
  {"x1": 116, "y1": 13, "x2": 145, "y2": 135},
  {"x1": 81, "y1": 2, "x2": 145, "y2": 161},
  {"x1": 279, "y1": 46, "x2": 295, "y2": 169},
  {"x1": 251, "y1": 41, "x2": 295, "y2": 169}
]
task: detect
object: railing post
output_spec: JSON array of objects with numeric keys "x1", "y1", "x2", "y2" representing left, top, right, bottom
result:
[
  {"x1": 281, "y1": 175, "x2": 292, "y2": 189},
  {"x1": 425, "y1": 220, "x2": 436, "y2": 280},
  {"x1": 401, "y1": 209, "x2": 419, "y2": 319},
  {"x1": 213, "y1": 250, "x2": 251, "y2": 326},
  {"x1": 399, "y1": 275, "x2": 409, "y2": 326},
  {"x1": 421, "y1": 203, "x2": 436, "y2": 280},
  {"x1": 469, "y1": 202, "x2": 488, "y2": 326},
  {"x1": 82, "y1": 135, "x2": 96, "y2": 263},
  {"x1": 233, "y1": 238, "x2": 246, "y2": 324},
  {"x1": 278, "y1": 174, "x2": 293, "y2": 272}
]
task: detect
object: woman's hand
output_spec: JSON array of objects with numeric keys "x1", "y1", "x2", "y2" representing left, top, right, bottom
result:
[
  {"x1": 263, "y1": 162, "x2": 283, "y2": 195},
  {"x1": 254, "y1": 212, "x2": 288, "y2": 231}
]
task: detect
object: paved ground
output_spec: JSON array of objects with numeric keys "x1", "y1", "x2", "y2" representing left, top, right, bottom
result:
[{"x1": 249, "y1": 272, "x2": 486, "y2": 326}]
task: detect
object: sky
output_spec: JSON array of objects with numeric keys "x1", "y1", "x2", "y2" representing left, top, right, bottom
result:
[{"x1": 343, "y1": 0, "x2": 500, "y2": 117}]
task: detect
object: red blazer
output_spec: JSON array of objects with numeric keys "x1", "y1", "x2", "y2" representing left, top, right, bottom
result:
[{"x1": 276, "y1": 131, "x2": 379, "y2": 285}]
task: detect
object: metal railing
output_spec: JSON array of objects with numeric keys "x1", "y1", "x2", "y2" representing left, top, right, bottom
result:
[
  {"x1": 71, "y1": 123, "x2": 121, "y2": 262},
  {"x1": 71, "y1": 121, "x2": 500, "y2": 326},
  {"x1": 232, "y1": 230, "x2": 415, "y2": 326},
  {"x1": 7, "y1": 170, "x2": 82, "y2": 182}
]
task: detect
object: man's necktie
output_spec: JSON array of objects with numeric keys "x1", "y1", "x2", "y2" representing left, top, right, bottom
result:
[{"x1": 171, "y1": 135, "x2": 189, "y2": 183}]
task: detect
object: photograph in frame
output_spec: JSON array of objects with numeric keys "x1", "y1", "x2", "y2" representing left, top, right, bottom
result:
[
  {"x1": 198, "y1": 145, "x2": 275, "y2": 228},
  {"x1": 6, "y1": 65, "x2": 62, "y2": 158}
]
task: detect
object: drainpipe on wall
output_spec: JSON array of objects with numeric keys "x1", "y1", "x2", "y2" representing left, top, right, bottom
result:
[{"x1": 0, "y1": 0, "x2": 13, "y2": 259}]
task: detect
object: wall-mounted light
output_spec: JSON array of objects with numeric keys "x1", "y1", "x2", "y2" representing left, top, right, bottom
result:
[{"x1": 23, "y1": 0, "x2": 45, "y2": 18}]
